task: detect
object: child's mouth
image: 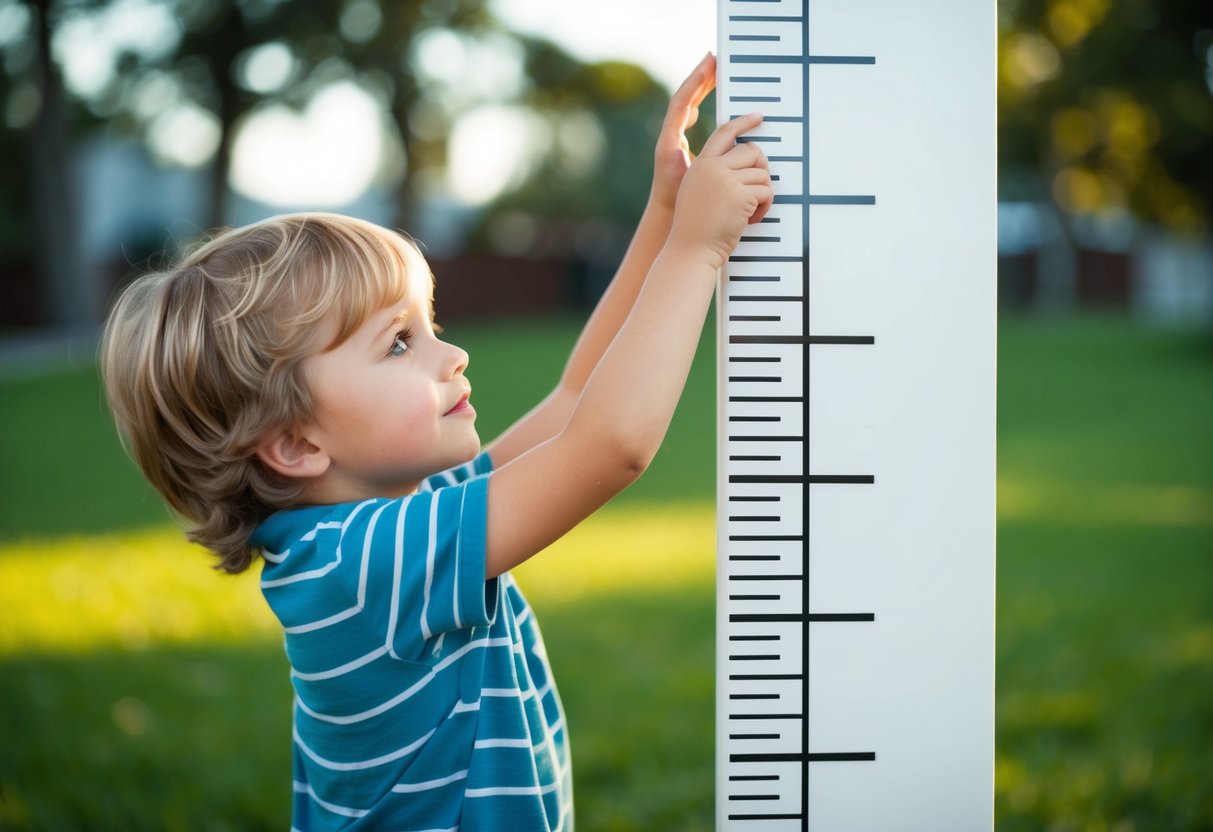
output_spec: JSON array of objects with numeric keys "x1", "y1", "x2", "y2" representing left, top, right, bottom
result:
[{"x1": 444, "y1": 394, "x2": 473, "y2": 416}]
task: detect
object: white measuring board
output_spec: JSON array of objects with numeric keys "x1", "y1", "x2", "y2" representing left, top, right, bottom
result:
[{"x1": 714, "y1": 1, "x2": 995, "y2": 830}]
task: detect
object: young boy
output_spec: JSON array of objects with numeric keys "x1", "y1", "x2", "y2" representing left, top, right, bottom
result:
[{"x1": 101, "y1": 54, "x2": 771, "y2": 831}]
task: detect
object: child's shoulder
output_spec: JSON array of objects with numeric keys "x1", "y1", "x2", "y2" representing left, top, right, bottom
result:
[
  {"x1": 418, "y1": 450, "x2": 495, "y2": 491},
  {"x1": 252, "y1": 498, "x2": 381, "y2": 563}
]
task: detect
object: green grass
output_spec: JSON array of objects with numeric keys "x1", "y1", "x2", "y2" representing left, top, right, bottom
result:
[
  {"x1": 0, "y1": 313, "x2": 715, "y2": 540},
  {"x1": 1, "y1": 311, "x2": 1211, "y2": 830}
]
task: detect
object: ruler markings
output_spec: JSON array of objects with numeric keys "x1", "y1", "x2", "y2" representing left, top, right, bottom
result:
[
  {"x1": 727, "y1": 396, "x2": 802, "y2": 402},
  {"x1": 728, "y1": 55, "x2": 876, "y2": 65},
  {"x1": 728, "y1": 15, "x2": 804, "y2": 22},
  {"x1": 728, "y1": 474, "x2": 874, "y2": 484},
  {"x1": 731, "y1": 753, "x2": 877, "y2": 763},
  {"x1": 726, "y1": 435, "x2": 801, "y2": 441},
  {"x1": 729, "y1": 613, "x2": 876, "y2": 623},
  {"x1": 732, "y1": 574, "x2": 801, "y2": 581},
  {"x1": 720, "y1": 2, "x2": 889, "y2": 827},
  {"x1": 729, "y1": 335, "x2": 875, "y2": 344},
  {"x1": 807, "y1": 194, "x2": 876, "y2": 205},
  {"x1": 808, "y1": 55, "x2": 875, "y2": 64}
]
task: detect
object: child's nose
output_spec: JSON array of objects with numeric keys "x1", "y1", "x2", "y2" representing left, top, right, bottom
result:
[{"x1": 443, "y1": 341, "x2": 469, "y2": 379}]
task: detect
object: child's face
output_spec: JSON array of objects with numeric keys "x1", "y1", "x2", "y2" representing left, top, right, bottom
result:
[{"x1": 299, "y1": 276, "x2": 479, "y2": 501}]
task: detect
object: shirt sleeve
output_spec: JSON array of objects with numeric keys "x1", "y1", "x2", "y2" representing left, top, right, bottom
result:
[
  {"x1": 256, "y1": 454, "x2": 498, "y2": 665},
  {"x1": 376, "y1": 469, "x2": 498, "y2": 662}
]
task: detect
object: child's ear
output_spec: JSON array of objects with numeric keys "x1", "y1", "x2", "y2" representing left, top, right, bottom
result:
[{"x1": 255, "y1": 430, "x2": 330, "y2": 480}]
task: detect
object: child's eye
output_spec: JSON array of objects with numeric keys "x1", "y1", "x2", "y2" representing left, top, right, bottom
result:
[{"x1": 387, "y1": 330, "x2": 411, "y2": 357}]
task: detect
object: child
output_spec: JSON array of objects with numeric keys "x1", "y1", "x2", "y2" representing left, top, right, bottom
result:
[{"x1": 101, "y1": 53, "x2": 770, "y2": 831}]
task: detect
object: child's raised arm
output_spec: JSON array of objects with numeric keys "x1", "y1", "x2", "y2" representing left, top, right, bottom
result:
[
  {"x1": 484, "y1": 112, "x2": 772, "y2": 578},
  {"x1": 486, "y1": 54, "x2": 718, "y2": 467}
]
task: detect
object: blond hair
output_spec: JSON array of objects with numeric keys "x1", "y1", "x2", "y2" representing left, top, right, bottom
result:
[{"x1": 100, "y1": 213, "x2": 428, "y2": 573}]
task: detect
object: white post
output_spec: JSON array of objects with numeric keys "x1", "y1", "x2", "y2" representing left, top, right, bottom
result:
[{"x1": 715, "y1": 1, "x2": 996, "y2": 829}]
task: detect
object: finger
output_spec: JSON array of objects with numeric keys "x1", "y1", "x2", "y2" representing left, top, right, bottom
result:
[
  {"x1": 699, "y1": 112, "x2": 763, "y2": 159},
  {"x1": 686, "y1": 104, "x2": 700, "y2": 131},
  {"x1": 747, "y1": 185, "x2": 775, "y2": 224},
  {"x1": 723, "y1": 140, "x2": 769, "y2": 171},
  {"x1": 685, "y1": 53, "x2": 717, "y2": 110},
  {"x1": 663, "y1": 54, "x2": 715, "y2": 135},
  {"x1": 736, "y1": 166, "x2": 772, "y2": 186},
  {"x1": 672, "y1": 52, "x2": 715, "y2": 109}
]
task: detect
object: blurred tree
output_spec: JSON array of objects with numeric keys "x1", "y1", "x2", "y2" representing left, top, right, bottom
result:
[
  {"x1": 109, "y1": 0, "x2": 494, "y2": 229},
  {"x1": 1000, "y1": 0, "x2": 1213, "y2": 224},
  {"x1": 998, "y1": 0, "x2": 1213, "y2": 228},
  {"x1": 1, "y1": 0, "x2": 91, "y2": 325},
  {"x1": 352, "y1": 0, "x2": 494, "y2": 231},
  {"x1": 506, "y1": 39, "x2": 671, "y2": 224},
  {"x1": 465, "y1": 36, "x2": 677, "y2": 288},
  {"x1": 435, "y1": 37, "x2": 678, "y2": 308},
  {"x1": 0, "y1": 0, "x2": 516, "y2": 325}
]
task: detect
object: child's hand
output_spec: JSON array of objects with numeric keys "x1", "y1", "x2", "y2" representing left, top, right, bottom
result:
[
  {"x1": 668, "y1": 112, "x2": 773, "y2": 271},
  {"x1": 650, "y1": 53, "x2": 716, "y2": 214}
]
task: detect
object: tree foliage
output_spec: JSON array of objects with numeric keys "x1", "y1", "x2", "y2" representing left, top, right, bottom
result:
[{"x1": 998, "y1": 0, "x2": 1213, "y2": 230}]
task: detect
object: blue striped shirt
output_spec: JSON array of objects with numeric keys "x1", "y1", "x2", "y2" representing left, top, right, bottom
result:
[{"x1": 252, "y1": 453, "x2": 573, "y2": 830}]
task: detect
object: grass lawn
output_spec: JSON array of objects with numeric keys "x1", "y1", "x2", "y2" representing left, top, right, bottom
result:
[{"x1": 1, "y1": 311, "x2": 1211, "y2": 830}]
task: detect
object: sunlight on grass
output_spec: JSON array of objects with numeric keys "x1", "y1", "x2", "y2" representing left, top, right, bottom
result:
[
  {"x1": 0, "y1": 502, "x2": 717, "y2": 657},
  {"x1": 998, "y1": 478, "x2": 1213, "y2": 528},
  {"x1": 7, "y1": 481, "x2": 1209, "y2": 656},
  {"x1": 513, "y1": 501, "x2": 715, "y2": 601},
  {"x1": 0, "y1": 529, "x2": 279, "y2": 656}
]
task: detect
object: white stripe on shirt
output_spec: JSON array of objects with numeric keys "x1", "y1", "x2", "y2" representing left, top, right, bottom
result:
[
  {"x1": 293, "y1": 725, "x2": 436, "y2": 771},
  {"x1": 261, "y1": 501, "x2": 376, "y2": 588},
  {"x1": 290, "y1": 645, "x2": 389, "y2": 682},
  {"x1": 420, "y1": 496, "x2": 441, "y2": 641},
  {"x1": 301, "y1": 521, "x2": 343, "y2": 541},
  {"x1": 391, "y1": 769, "x2": 469, "y2": 794},
  {"x1": 292, "y1": 780, "x2": 368, "y2": 817},
  {"x1": 294, "y1": 636, "x2": 512, "y2": 724},
  {"x1": 473, "y1": 738, "x2": 531, "y2": 749},
  {"x1": 386, "y1": 498, "x2": 410, "y2": 660},
  {"x1": 452, "y1": 486, "x2": 467, "y2": 629},
  {"x1": 275, "y1": 502, "x2": 389, "y2": 633},
  {"x1": 465, "y1": 781, "x2": 562, "y2": 798}
]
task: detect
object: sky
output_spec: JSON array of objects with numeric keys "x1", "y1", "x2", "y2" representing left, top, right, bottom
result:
[{"x1": 492, "y1": 0, "x2": 716, "y2": 92}]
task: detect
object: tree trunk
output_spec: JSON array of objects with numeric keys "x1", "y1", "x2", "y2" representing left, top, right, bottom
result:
[
  {"x1": 30, "y1": 0, "x2": 90, "y2": 325},
  {"x1": 204, "y1": 3, "x2": 247, "y2": 230}
]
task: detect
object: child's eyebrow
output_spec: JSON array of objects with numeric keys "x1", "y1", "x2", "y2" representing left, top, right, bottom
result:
[{"x1": 375, "y1": 310, "x2": 411, "y2": 345}]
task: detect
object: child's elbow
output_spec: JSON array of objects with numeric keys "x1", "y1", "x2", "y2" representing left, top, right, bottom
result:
[
  {"x1": 605, "y1": 432, "x2": 658, "y2": 486},
  {"x1": 564, "y1": 412, "x2": 659, "y2": 491}
]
